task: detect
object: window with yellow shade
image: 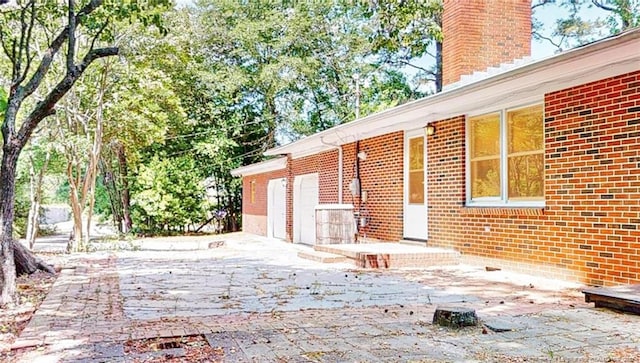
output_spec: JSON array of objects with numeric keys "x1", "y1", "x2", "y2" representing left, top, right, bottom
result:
[
  {"x1": 408, "y1": 136, "x2": 424, "y2": 204},
  {"x1": 467, "y1": 104, "x2": 544, "y2": 206},
  {"x1": 250, "y1": 180, "x2": 256, "y2": 203}
]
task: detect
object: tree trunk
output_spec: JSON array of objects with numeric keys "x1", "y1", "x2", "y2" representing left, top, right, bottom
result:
[
  {"x1": 14, "y1": 240, "x2": 55, "y2": 275},
  {"x1": 67, "y1": 158, "x2": 85, "y2": 252},
  {"x1": 228, "y1": 195, "x2": 237, "y2": 232},
  {"x1": 25, "y1": 157, "x2": 40, "y2": 249},
  {"x1": 435, "y1": 40, "x2": 442, "y2": 93},
  {"x1": 433, "y1": 306, "x2": 478, "y2": 328},
  {"x1": 101, "y1": 161, "x2": 124, "y2": 233},
  {"x1": 0, "y1": 147, "x2": 19, "y2": 306},
  {"x1": 26, "y1": 149, "x2": 50, "y2": 249},
  {"x1": 83, "y1": 65, "x2": 107, "y2": 244},
  {"x1": 116, "y1": 142, "x2": 132, "y2": 233}
]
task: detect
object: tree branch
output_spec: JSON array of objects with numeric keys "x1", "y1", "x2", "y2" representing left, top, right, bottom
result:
[
  {"x1": 21, "y1": 0, "x2": 105, "y2": 101},
  {"x1": 67, "y1": 0, "x2": 76, "y2": 71},
  {"x1": 17, "y1": 0, "x2": 37, "y2": 86},
  {"x1": 393, "y1": 59, "x2": 434, "y2": 75},
  {"x1": 531, "y1": 0, "x2": 555, "y2": 11},
  {"x1": 591, "y1": 0, "x2": 616, "y2": 12},
  {"x1": 532, "y1": 30, "x2": 564, "y2": 51},
  {"x1": 15, "y1": 1, "x2": 28, "y2": 81},
  {"x1": 20, "y1": 29, "x2": 67, "y2": 99},
  {"x1": 0, "y1": 26, "x2": 15, "y2": 75},
  {"x1": 16, "y1": 46, "x2": 118, "y2": 147}
]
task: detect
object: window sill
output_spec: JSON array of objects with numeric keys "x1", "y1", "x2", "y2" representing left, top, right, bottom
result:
[{"x1": 460, "y1": 206, "x2": 545, "y2": 216}]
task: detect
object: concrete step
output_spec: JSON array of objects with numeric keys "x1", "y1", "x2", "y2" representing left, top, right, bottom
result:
[
  {"x1": 314, "y1": 244, "x2": 360, "y2": 259},
  {"x1": 399, "y1": 239, "x2": 427, "y2": 247},
  {"x1": 297, "y1": 250, "x2": 351, "y2": 264},
  {"x1": 314, "y1": 243, "x2": 461, "y2": 268}
]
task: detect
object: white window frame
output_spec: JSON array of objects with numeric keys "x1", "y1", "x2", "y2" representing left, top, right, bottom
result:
[{"x1": 465, "y1": 103, "x2": 545, "y2": 208}]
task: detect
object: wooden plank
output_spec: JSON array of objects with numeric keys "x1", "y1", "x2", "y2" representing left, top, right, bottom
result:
[{"x1": 583, "y1": 284, "x2": 640, "y2": 315}]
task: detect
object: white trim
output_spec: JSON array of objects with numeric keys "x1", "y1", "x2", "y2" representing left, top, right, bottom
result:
[
  {"x1": 338, "y1": 146, "x2": 343, "y2": 203},
  {"x1": 314, "y1": 204, "x2": 354, "y2": 210},
  {"x1": 403, "y1": 129, "x2": 428, "y2": 240},
  {"x1": 267, "y1": 178, "x2": 287, "y2": 240},
  {"x1": 264, "y1": 29, "x2": 640, "y2": 159},
  {"x1": 230, "y1": 157, "x2": 287, "y2": 177},
  {"x1": 466, "y1": 201, "x2": 546, "y2": 208},
  {"x1": 293, "y1": 173, "x2": 319, "y2": 244}
]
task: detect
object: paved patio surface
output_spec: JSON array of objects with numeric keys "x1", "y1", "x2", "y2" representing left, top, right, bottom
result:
[{"x1": 12, "y1": 233, "x2": 640, "y2": 362}]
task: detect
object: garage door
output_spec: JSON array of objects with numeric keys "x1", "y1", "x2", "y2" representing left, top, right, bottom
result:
[
  {"x1": 293, "y1": 173, "x2": 319, "y2": 245},
  {"x1": 267, "y1": 178, "x2": 287, "y2": 240}
]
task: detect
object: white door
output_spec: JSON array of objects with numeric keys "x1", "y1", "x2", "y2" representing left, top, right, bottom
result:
[
  {"x1": 403, "y1": 130, "x2": 428, "y2": 240},
  {"x1": 293, "y1": 173, "x2": 319, "y2": 244},
  {"x1": 267, "y1": 178, "x2": 287, "y2": 240}
]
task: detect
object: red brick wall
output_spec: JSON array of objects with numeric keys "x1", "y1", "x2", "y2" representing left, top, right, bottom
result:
[
  {"x1": 427, "y1": 70, "x2": 640, "y2": 286},
  {"x1": 290, "y1": 150, "x2": 340, "y2": 204},
  {"x1": 442, "y1": 0, "x2": 531, "y2": 86},
  {"x1": 544, "y1": 70, "x2": 640, "y2": 285},
  {"x1": 342, "y1": 132, "x2": 405, "y2": 241},
  {"x1": 241, "y1": 168, "x2": 287, "y2": 236}
]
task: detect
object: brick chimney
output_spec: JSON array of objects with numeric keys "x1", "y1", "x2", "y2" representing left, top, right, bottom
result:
[{"x1": 442, "y1": 0, "x2": 532, "y2": 87}]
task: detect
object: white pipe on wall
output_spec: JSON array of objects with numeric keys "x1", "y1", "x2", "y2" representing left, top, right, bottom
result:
[{"x1": 338, "y1": 146, "x2": 343, "y2": 204}]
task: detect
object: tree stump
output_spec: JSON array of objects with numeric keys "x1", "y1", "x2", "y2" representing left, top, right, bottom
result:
[{"x1": 432, "y1": 306, "x2": 478, "y2": 328}]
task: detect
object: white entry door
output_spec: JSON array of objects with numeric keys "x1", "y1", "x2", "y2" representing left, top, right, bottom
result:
[
  {"x1": 267, "y1": 178, "x2": 287, "y2": 240},
  {"x1": 403, "y1": 130, "x2": 428, "y2": 240},
  {"x1": 293, "y1": 173, "x2": 319, "y2": 244}
]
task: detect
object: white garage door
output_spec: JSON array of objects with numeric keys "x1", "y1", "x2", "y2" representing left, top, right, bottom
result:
[
  {"x1": 267, "y1": 178, "x2": 287, "y2": 240},
  {"x1": 294, "y1": 173, "x2": 319, "y2": 245}
]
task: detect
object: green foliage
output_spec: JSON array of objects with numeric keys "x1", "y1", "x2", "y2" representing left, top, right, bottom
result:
[
  {"x1": 596, "y1": 0, "x2": 640, "y2": 31},
  {"x1": 13, "y1": 169, "x2": 31, "y2": 238},
  {"x1": 93, "y1": 178, "x2": 112, "y2": 219},
  {"x1": 365, "y1": 0, "x2": 443, "y2": 88},
  {"x1": 360, "y1": 70, "x2": 424, "y2": 116},
  {"x1": 131, "y1": 155, "x2": 207, "y2": 233},
  {"x1": 0, "y1": 88, "x2": 6, "y2": 118}
]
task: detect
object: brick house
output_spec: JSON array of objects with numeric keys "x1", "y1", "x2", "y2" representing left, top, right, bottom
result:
[{"x1": 231, "y1": 1, "x2": 640, "y2": 286}]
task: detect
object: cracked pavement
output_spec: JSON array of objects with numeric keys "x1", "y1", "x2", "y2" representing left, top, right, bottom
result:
[{"x1": 11, "y1": 233, "x2": 640, "y2": 362}]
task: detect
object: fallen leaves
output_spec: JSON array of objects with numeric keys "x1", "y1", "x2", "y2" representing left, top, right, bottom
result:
[
  {"x1": 125, "y1": 335, "x2": 225, "y2": 363},
  {"x1": 0, "y1": 270, "x2": 57, "y2": 360}
]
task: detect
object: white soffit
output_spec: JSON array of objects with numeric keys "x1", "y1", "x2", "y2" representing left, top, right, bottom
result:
[
  {"x1": 265, "y1": 28, "x2": 640, "y2": 159},
  {"x1": 230, "y1": 157, "x2": 287, "y2": 177}
]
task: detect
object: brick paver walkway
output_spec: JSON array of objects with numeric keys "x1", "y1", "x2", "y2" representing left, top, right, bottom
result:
[{"x1": 11, "y1": 233, "x2": 640, "y2": 362}]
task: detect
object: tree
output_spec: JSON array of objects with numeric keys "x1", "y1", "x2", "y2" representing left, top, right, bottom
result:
[
  {"x1": 131, "y1": 156, "x2": 206, "y2": 233},
  {"x1": 99, "y1": 22, "x2": 186, "y2": 234},
  {"x1": 0, "y1": 0, "x2": 170, "y2": 306},
  {"x1": 177, "y1": 1, "x2": 427, "y2": 230},
  {"x1": 365, "y1": 0, "x2": 443, "y2": 92},
  {"x1": 532, "y1": 0, "x2": 640, "y2": 51},
  {"x1": 58, "y1": 62, "x2": 110, "y2": 252},
  {"x1": 24, "y1": 133, "x2": 58, "y2": 248}
]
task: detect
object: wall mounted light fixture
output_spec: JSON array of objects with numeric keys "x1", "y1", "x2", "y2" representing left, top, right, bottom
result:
[{"x1": 425, "y1": 124, "x2": 436, "y2": 137}]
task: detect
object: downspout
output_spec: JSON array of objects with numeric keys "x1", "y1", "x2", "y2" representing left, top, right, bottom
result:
[{"x1": 338, "y1": 146, "x2": 343, "y2": 204}]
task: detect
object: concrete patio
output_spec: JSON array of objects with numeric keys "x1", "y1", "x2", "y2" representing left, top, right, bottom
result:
[{"x1": 11, "y1": 233, "x2": 640, "y2": 362}]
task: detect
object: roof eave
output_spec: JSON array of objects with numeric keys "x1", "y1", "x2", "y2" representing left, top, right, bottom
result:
[{"x1": 230, "y1": 157, "x2": 287, "y2": 177}]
